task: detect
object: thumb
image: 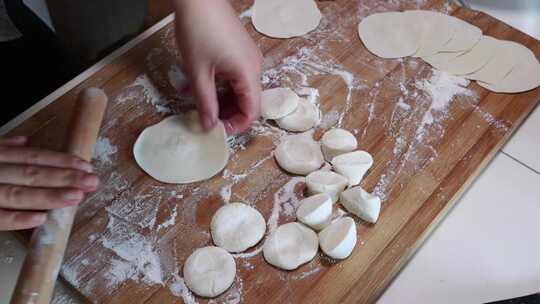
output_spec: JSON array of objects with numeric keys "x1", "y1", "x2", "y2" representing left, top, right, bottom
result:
[{"x1": 191, "y1": 67, "x2": 219, "y2": 130}]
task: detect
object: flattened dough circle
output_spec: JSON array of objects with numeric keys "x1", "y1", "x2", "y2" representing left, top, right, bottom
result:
[
  {"x1": 263, "y1": 222, "x2": 319, "y2": 270},
  {"x1": 261, "y1": 88, "x2": 300, "y2": 120},
  {"x1": 211, "y1": 202, "x2": 266, "y2": 253},
  {"x1": 133, "y1": 113, "x2": 229, "y2": 184},
  {"x1": 276, "y1": 98, "x2": 320, "y2": 132},
  {"x1": 275, "y1": 136, "x2": 324, "y2": 175},
  {"x1": 358, "y1": 12, "x2": 423, "y2": 58},
  {"x1": 252, "y1": 0, "x2": 322, "y2": 39},
  {"x1": 183, "y1": 246, "x2": 236, "y2": 298}
]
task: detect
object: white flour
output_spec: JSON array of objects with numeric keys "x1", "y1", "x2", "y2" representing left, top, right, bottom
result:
[
  {"x1": 415, "y1": 70, "x2": 476, "y2": 127},
  {"x1": 132, "y1": 74, "x2": 173, "y2": 113},
  {"x1": 101, "y1": 214, "x2": 164, "y2": 287},
  {"x1": 157, "y1": 205, "x2": 178, "y2": 231},
  {"x1": 93, "y1": 137, "x2": 117, "y2": 165},
  {"x1": 169, "y1": 273, "x2": 197, "y2": 304},
  {"x1": 268, "y1": 177, "x2": 305, "y2": 234}
]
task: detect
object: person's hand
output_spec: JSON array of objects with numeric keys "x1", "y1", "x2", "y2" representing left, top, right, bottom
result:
[
  {"x1": 173, "y1": 0, "x2": 263, "y2": 135},
  {"x1": 0, "y1": 136, "x2": 99, "y2": 231}
]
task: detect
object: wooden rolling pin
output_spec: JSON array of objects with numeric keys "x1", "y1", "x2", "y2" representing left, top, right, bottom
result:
[{"x1": 10, "y1": 88, "x2": 108, "y2": 304}]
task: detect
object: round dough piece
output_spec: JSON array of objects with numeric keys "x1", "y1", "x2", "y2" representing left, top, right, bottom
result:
[
  {"x1": 252, "y1": 0, "x2": 321, "y2": 39},
  {"x1": 319, "y1": 217, "x2": 357, "y2": 259},
  {"x1": 468, "y1": 40, "x2": 538, "y2": 84},
  {"x1": 306, "y1": 170, "x2": 348, "y2": 203},
  {"x1": 340, "y1": 186, "x2": 381, "y2": 223},
  {"x1": 275, "y1": 137, "x2": 324, "y2": 175},
  {"x1": 261, "y1": 88, "x2": 300, "y2": 120},
  {"x1": 331, "y1": 151, "x2": 373, "y2": 187},
  {"x1": 439, "y1": 16, "x2": 482, "y2": 53},
  {"x1": 276, "y1": 98, "x2": 320, "y2": 132},
  {"x1": 478, "y1": 64, "x2": 540, "y2": 93},
  {"x1": 422, "y1": 50, "x2": 466, "y2": 66},
  {"x1": 211, "y1": 202, "x2": 266, "y2": 253},
  {"x1": 405, "y1": 10, "x2": 456, "y2": 58},
  {"x1": 263, "y1": 222, "x2": 318, "y2": 270},
  {"x1": 133, "y1": 113, "x2": 229, "y2": 184},
  {"x1": 183, "y1": 246, "x2": 236, "y2": 298},
  {"x1": 321, "y1": 128, "x2": 358, "y2": 162},
  {"x1": 296, "y1": 193, "x2": 333, "y2": 230},
  {"x1": 432, "y1": 36, "x2": 499, "y2": 75},
  {"x1": 358, "y1": 12, "x2": 423, "y2": 58}
]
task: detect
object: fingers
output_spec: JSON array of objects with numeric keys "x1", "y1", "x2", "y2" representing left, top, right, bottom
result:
[
  {"x1": 0, "y1": 208, "x2": 47, "y2": 231},
  {"x1": 223, "y1": 71, "x2": 261, "y2": 135},
  {"x1": 0, "y1": 136, "x2": 28, "y2": 147},
  {"x1": 0, "y1": 185, "x2": 84, "y2": 210},
  {"x1": 0, "y1": 146, "x2": 93, "y2": 172},
  {"x1": 192, "y1": 67, "x2": 220, "y2": 130},
  {"x1": 0, "y1": 164, "x2": 99, "y2": 191}
]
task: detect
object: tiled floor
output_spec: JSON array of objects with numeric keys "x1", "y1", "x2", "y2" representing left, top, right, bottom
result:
[{"x1": 378, "y1": 154, "x2": 540, "y2": 304}]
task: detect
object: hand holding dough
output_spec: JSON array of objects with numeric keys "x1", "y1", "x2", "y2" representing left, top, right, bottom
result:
[
  {"x1": 319, "y1": 217, "x2": 357, "y2": 259},
  {"x1": 340, "y1": 186, "x2": 381, "y2": 223},
  {"x1": 183, "y1": 246, "x2": 236, "y2": 298},
  {"x1": 296, "y1": 193, "x2": 333, "y2": 230},
  {"x1": 321, "y1": 128, "x2": 358, "y2": 162},
  {"x1": 263, "y1": 222, "x2": 319, "y2": 270},
  {"x1": 275, "y1": 136, "x2": 324, "y2": 175},
  {"x1": 305, "y1": 170, "x2": 348, "y2": 203},
  {"x1": 133, "y1": 113, "x2": 229, "y2": 184},
  {"x1": 211, "y1": 203, "x2": 266, "y2": 253},
  {"x1": 331, "y1": 151, "x2": 373, "y2": 186}
]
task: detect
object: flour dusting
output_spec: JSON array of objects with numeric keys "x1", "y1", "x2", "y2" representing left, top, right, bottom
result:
[
  {"x1": 268, "y1": 177, "x2": 305, "y2": 234},
  {"x1": 93, "y1": 137, "x2": 117, "y2": 165},
  {"x1": 133, "y1": 74, "x2": 173, "y2": 113},
  {"x1": 169, "y1": 273, "x2": 198, "y2": 304}
]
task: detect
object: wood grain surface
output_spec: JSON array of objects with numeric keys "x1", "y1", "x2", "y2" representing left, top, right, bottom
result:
[{"x1": 8, "y1": 0, "x2": 540, "y2": 303}]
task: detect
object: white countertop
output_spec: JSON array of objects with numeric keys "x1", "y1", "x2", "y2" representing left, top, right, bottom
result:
[{"x1": 1, "y1": 1, "x2": 539, "y2": 303}]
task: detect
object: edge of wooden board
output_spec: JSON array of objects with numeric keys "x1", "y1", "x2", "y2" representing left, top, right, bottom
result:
[{"x1": 0, "y1": 13, "x2": 175, "y2": 137}]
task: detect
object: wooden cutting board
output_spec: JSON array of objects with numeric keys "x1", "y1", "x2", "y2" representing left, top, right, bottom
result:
[{"x1": 8, "y1": 0, "x2": 540, "y2": 303}]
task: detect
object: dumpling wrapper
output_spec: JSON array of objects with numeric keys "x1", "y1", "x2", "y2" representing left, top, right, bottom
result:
[
  {"x1": 252, "y1": 0, "x2": 321, "y2": 39},
  {"x1": 405, "y1": 10, "x2": 456, "y2": 58},
  {"x1": 468, "y1": 40, "x2": 539, "y2": 84},
  {"x1": 133, "y1": 113, "x2": 229, "y2": 184},
  {"x1": 358, "y1": 11, "x2": 423, "y2": 59},
  {"x1": 431, "y1": 36, "x2": 499, "y2": 75},
  {"x1": 438, "y1": 16, "x2": 482, "y2": 53},
  {"x1": 478, "y1": 64, "x2": 540, "y2": 93}
]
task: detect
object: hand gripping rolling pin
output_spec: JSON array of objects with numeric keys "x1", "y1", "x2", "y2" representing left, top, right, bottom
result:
[{"x1": 10, "y1": 88, "x2": 108, "y2": 304}]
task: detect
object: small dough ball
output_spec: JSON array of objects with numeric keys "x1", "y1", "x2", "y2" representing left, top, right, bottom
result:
[
  {"x1": 263, "y1": 222, "x2": 319, "y2": 270},
  {"x1": 331, "y1": 151, "x2": 373, "y2": 186},
  {"x1": 133, "y1": 113, "x2": 229, "y2": 184},
  {"x1": 276, "y1": 98, "x2": 320, "y2": 132},
  {"x1": 252, "y1": 0, "x2": 321, "y2": 39},
  {"x1": 321, "y1": 128, "x2": 358, "y2": 162},
  {"x1": 275, "y1": 137, "x2": 324, "y2": 175},
  {"x1": 211, "y1": 202, "x2": 266, "y2": 253},
  {"x1": 296, "y1": 193, "x2": 333, "y2": 230},
  {"x1": 340, "y1": 186, "x2": 381, "y2": 223},
  {"x1": 261, "y1": 88, "x2": 300, "y2": 120},
  {"x1": 183, "y1": 246, "x2": 236, "y2": 298},
  {"x1": 319, "y1": 217, "x2": 357, "y2": 259},
  {"x1": 306, "y1": 170, "x2": 348, "y2": 203}
]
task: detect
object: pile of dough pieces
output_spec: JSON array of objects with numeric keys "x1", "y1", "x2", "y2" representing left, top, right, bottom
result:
[
  {"x1": 183, "y1": 88, "x2": 382, "y2": 298},
  {"x1": 358, "y1": 10, "x2": 540, "y2": 93}
]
